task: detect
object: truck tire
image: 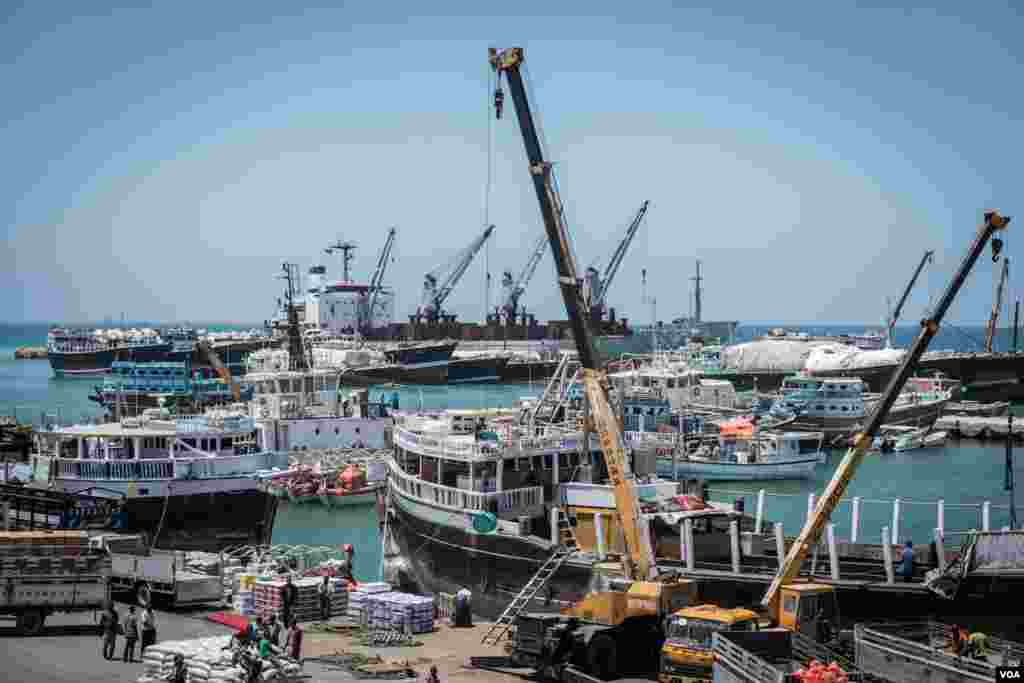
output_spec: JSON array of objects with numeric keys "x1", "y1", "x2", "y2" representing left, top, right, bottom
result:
[
  {"x1": 16, "y1": 608, "x2": 45, "y2": 636},
  {"x1": 586, "y1": 633, "x2": 618, "y2": 681}
]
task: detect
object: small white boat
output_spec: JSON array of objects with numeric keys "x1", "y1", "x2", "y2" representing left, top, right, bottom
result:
[{"x1": 874, "y1": 425, "x2": 949, "y2": 452}]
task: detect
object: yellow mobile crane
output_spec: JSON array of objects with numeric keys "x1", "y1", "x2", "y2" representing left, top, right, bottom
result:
[
  {"x1": 759, "y1": 211, "x2": 1009, "y2": 634},
  {"x1": 488, "y1": 46, "x2": 694, "y2": 681}
]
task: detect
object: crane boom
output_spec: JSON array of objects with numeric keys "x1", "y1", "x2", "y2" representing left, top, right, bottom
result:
[
  {"x1": 366, "y1": 227, "x2": 397, "y2": 330},
  {"x1": 592, "y1": 200, "x2": 650, "y2": 310},
  {"x1": 196, "y1": 340, "x2": 240, "y2": 402},
  {"x1": 491, "y1": 46, "x2": 655, "y2": 580},
  {"x1": 761, "y1": 211, "x2": 1010, "y2": 615},
  {"x1": 421, "y1": 224, "x2": 495, "y2": 320},
  {"x1": 888, "y1": 249, "x2": 934, "y2": 346},
  {"x1": 985, "y1": 256, "x2": 1010, "y2": 353},
  {"x1": 502, "y1": 233, "x2": 548, "y2": 322}
]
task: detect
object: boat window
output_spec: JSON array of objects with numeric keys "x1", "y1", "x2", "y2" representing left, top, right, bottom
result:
[
  {"x1": 816, "y1": 405, "x2": 824, "y2": 411},
  {"x1": 841, "y1": 406, "x2": 848, "y2": 412}
]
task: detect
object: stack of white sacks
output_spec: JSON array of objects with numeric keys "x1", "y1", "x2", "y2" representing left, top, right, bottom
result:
[
  {"x1": 365, "y1": 592, "x2": 435, "y2": 634},
  {"x1": 135, "y1": 635, "x2": 302, "y2": 683},
  {"x1": 347, "y1": 581, "x2": 391, "y2": 623}
]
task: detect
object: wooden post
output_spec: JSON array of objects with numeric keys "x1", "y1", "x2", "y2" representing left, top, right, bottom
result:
[
  {"x1": 755, "y1": 489, "x2": 765, "y2": 535},
  {"x1": 729, "y1": 520, "x2": 741, "y2": 574},
  {"x1": 851, "y1": 496, "x2": 861, "y2": 544},
  {"x1": 934, "y1": 528, "x2": 946, "y2": 572},
  {"x1": 774, "y1": 522, "x2": 785, "y2": 571},
  {"x1": 937, "y1": 499, "x2": 945, "y2": 537},
  {"x1": 882, "y1": 527, "x2": 894, "y2": 584},
  {"x1": 827, "y1": 523, "x2": 839, "y2": 581},
  {"x1": 807, "y1": 493, "x2": 816, "y2": 522},
  {"x1": 684, "y1": 518, "x2": 695, "y2": 571},
  {"x1": 550, "y1": 506, "x2": 560, "y2": 544},
  {"x1": 892, "y1": 498, "x2": 901, "y2": 545},
  {"x1": 595, "y1": 512, "x2": 606, "y2": 560},
  {"x1": 983, "y1": 501, "x2": 991, "y2": 531}
]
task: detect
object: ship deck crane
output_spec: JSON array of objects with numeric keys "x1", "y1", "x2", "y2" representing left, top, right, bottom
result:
[
  {"x1": 761, "y1": 211, "x2": 1010, "y2": 624},
  {"x1": 985, "y1": 256, "x2": 1010, "y2": 353},
  {"x1": 887, "y1": 249, "x2": 934, "y2": 347},
  {"x1": 587, "y1": 200, "x2": 650, "y2": 322},
  {"x1": 196, "y1": 340, "x2": 240, "y2": 402},
  {"x1": 419, "y1": 225, "x2": 495, "y2": 323},
  {"x1": 364, "y1": 227, "x2": 397, "y2": 333},
  {"x1": 490, "y1": 46, "x2": 655, "y2": 582},
  {"x1": 501, "y1": 233, "x2": 548, "y2": 324}
]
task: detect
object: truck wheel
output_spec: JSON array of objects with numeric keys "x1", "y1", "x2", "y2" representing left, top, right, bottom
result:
[
  {"x1": 586, "y1": 633, "x2": 618, "y2": 681},
  {"x1": 136, "y1": 582, "x2": 152, "y2": 607},
  {"x1": 17, "y1": 609, "x2": 45, "y2": 636}
]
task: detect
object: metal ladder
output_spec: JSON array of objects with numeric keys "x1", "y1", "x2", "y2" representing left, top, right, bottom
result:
[{"x1": 479, "y1": 544, "x2": 576, "y2": 646}]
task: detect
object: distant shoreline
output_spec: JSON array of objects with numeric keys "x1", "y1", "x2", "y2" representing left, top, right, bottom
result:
[{"x1": 13, "y1": 346, "x2": 47, "y2": 359}]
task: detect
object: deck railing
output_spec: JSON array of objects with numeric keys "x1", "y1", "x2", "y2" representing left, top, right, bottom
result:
[
  {"x1": 387, "y1": 458, "x2": 543, "y2": 515},
  {"x1": 394, "y1": 424, "x2": 587, "y2": 461},
  {"x1": 55, "y1": 453, "x2": 286, "y2": 481}
]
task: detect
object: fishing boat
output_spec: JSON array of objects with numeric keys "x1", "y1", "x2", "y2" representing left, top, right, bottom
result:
[
  {"x1": 33, "y1": 409, "x2": 287, "y2": 549},
  {"x1": 89, "y1": 361, "x2": 255, "y2": 417},
  {"x1": 772, "y1": 373, "x2": 951, "y2": 437},
  {"x1": 653, "y1": 418, "x2": 826, "y2": 481}
]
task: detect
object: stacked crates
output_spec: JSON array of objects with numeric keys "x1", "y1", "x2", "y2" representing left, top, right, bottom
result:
[
  {"x1": 253, "y1": 576, "x2": 349, "y2": 623},
  {"x1": 347, "y1": 582, "x2": 391, "y2": 623},
  {"x1": 365, "y1": 592, "x2": 435, "y2": 634}
]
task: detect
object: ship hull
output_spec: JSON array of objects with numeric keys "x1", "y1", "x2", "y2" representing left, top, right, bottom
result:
[
  {"x1": 655, "y1": 455, "x2": 820, "y2": 481},
  {"x1": 499, "y1": 360, "x2": 561, "y2": 382},
  {"x1": 784, "y1": 397, "x2": 949, "y2": 437},
  {"x1": 447, "y1": 356, "x2": 510, "y2": 384},
  {"x1": 340, "y1": 364, "x2": 450, "y2": 386},
  {"x1": 49, "y1": 343, "x2": 174, "y2": 377},
  {"x1": 50, "y1": 479, "x2": 277, "y2": 551}
]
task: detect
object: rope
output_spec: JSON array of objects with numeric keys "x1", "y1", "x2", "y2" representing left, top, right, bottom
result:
[{"x1": 150, "y1": 483, "x2": 172, "y2": 552}]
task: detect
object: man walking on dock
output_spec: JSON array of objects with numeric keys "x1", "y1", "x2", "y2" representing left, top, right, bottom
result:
[{"x1": 899, "y1": 540, "x2": 915, "y2": 583}]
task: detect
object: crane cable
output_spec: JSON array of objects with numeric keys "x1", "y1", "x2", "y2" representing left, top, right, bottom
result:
[{"x1": 484, "y1": 63, "x2": 496, "y2": 319}]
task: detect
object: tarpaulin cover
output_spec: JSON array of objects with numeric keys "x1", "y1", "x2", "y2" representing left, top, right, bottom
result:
[{"x1": 969, "y1": 532, "x2": 1024, "y2": 573}]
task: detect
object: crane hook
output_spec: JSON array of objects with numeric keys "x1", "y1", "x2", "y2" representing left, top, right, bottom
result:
[
  {"x1": 494, "y1": 87, "x2": 505, "y2": 120},
  {"x1": 992, "y1": 237, "x2": 1004, "y2": 262}
]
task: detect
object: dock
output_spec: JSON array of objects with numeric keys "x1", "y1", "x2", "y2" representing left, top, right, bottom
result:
[
  {"x1": 13, "y1": 346, "x2": 46, "y2": 359},
  {"x1": 935, "y1": 414, "x2": 1024, "y2": 439}
]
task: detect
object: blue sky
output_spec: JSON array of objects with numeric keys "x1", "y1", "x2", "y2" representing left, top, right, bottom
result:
[{"x1": 2, "y1": 2, "x2": 1021, "y2": 325}]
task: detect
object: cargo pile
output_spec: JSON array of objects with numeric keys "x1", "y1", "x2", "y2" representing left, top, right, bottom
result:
[
  {"x1": 137, "y1": 635, "x2": 303, "y2": 683},
  {"x1": 364, "y1": 592, "x2": 435, "y2": 634},
  {"x1": 254, "y1": 576, "x2": 349, "y2": 623},
  {"x1": 347, "y1": 582, "x2": 392, "y2": 622},
  {"x1": 792, "y1": 660, "x2": 850, "y2": 682},
  {"x1": 0, "y1": 530, "x2": 110, "y2": 578}
]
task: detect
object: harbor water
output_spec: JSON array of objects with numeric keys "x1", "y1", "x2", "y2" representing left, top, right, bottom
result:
[{"x1": 4, "y1": 323, "x2": 1023, "y2": 581}]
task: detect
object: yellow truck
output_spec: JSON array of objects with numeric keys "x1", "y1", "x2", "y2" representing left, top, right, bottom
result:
[{"x1": 659, "y1": 604, "x2": 760, "y2": 683}]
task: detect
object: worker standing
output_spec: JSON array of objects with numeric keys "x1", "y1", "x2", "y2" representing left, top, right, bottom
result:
[
  {"x1": 285, "y1": 620, "x2": 303, "y2": 661},
  {"x1": 141, "y1": 605, "x2": 156, "y2": 653},
  {"x1": 122, "y1": 605, "x2": 139, "y2": 663},
  {"x1": 318, "y1": 575, "x2": 332, "y2": 622},
  {"x1": 899, "y1": 541, "x2": 915, "y2": 583},
  {"x1": 100, "y1": 604, "x2": 119, "y2": 660},
  {"x1": 282, "y1": 576, "x2": 298, "y2": 627}
]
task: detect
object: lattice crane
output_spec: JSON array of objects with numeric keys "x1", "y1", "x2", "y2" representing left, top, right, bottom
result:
[
  {"x1": 364, "y1": 227, "x2": 396, "y2": 333},
  {"x1": 586, "y1": 200, "x2": 650, "y2": 321},
  {"x1": 419, "y1": 225, "x2": 495, "y2": 323},
  {"x1": 500, "y1": 233, "x2": 547, "y2": 324}
]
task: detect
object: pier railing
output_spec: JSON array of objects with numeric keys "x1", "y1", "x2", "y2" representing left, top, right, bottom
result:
[
  {"x1": 666, "y1": 486, "x2": 1020, "y2": 586},
  {"x1": 387, "y1": 458, "x2": 543, "y2": 517}
]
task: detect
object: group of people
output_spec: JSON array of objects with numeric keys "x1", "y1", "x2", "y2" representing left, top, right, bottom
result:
[
  {"x1": 100, "y1": 603, "x2": 156, "y2": 663},
  {"x1": 951, "y1": 625, "x2": 992, "y2": 660},
  {"x1": 228, "y1": 612, "x2": 303, "y2": 683}
]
